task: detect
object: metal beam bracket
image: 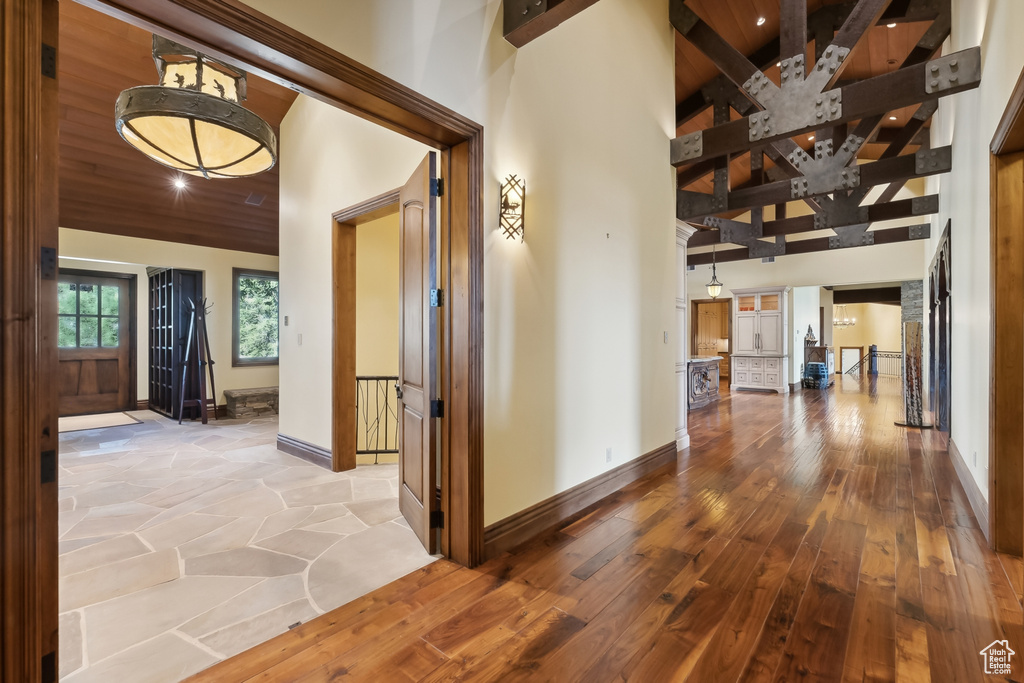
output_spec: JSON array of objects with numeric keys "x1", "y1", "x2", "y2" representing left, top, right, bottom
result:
[
  {"x1": 924, "y1": 49, "x2": 981, "y2": 94},
  {"x1": 669, "y1": 1, "x2": 701, "y2": 35},
  {"x1": 813, "y1": 45, "x2": 851, "y2": 77},
  {"x1": 829, "y1": 226, "x2": 874, "y2": 249},
  {"x1": 503, "y1": 0, "x2": 549, "y2": 37},
  {"x1": 748, "y1": 236, "x2": 786, "y2": 258},
  {"x1": 815, "y1": 196, "x2": 869, "y2": 230},
  {"x1": 912, "y1": 195, "x2": 940, "y2": 215},
  {"x1": 677, "y1": 131, "x2": 704, "y2": 163},
  {"x1": 915, "y1": 146, "x2": 952, "y2": 175},
  {"x1": 909, "y1": 224, "x2": 931, "y2": 240}
]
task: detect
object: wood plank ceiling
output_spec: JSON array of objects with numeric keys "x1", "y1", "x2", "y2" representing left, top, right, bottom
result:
[
  {"x1": 58, "y1": 1, "x2": 297, "y2": 256},
  {"x1": 675, "y1": 0, "x2": 933, "y2": 202}
]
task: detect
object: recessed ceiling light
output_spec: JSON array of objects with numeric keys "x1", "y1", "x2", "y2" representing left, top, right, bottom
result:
[
  {"x1": 887, "y1": 22, "x2": 897, "y2": 28},
  {"x1": 808, "y1": 135, "x2": 815, "y2": 141},
  {"x1": 889, "y1": 115, "x2": 898, "y2": 121},
  {"x1": 757, "y1": 17, "x2": 766, "y2": 26},
  {"x1": 776, "y1": 61, "x2": 782, "y2": 67},
  {"x1": 174, "y1": 178, "x2": 186, "y2": 189}
]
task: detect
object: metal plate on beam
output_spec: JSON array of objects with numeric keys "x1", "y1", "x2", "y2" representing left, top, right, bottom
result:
[
  {"x1": 748, "y1": 237, "x2": 786, "y2": 258},
  {"x1": 812, "y1": 45, "x2": 851, "y2": 78},
  {"x1": 909, "y1": 224, "x2": 931, "y2": 240},
  {"x1": 504, "y1": 0, "x2": 548, "y2": 35},
  {"x1": 676, "y1": 131, "x2": 704, "y2": 163},
  {"x1": 915, "y1": 146, "x2": 952, "y2": 175},
  {"x1": 829, "y1": 226, "x2": 874, "y2": 249},
  {"x1": 912, "y1": 195, "x2": 940, "y2": 215},
  {"x1": 793, "y1": 165, "x2": 860, "y2": 199},
  {"x1": 924, "y1": 50, "x2": 981, "y2": 94}
]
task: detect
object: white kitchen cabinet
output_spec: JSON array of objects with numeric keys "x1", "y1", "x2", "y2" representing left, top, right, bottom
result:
[{"x1": 730, "y1": 286, "x2": 790, "y2": 394}]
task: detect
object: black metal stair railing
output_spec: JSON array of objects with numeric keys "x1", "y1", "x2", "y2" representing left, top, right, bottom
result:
[
  {"x1": 356, "y1": 376, "x2": 399, "y2": 463},
  {"x1": 845, "y1": 349, "x2": 903, "y2": 377}
]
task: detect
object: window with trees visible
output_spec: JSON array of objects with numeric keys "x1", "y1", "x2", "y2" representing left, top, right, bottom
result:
[
  {"x1": 58, "y1": 279, "x2": 120, "y2": 349},
  {"x1": 232, "y1": 268, "x2": 279, "y2": 366}
]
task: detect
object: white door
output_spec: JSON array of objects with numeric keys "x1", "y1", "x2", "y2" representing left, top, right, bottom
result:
[{"x1": 758, "y1": 312, "x2": 784, "y2": 356}]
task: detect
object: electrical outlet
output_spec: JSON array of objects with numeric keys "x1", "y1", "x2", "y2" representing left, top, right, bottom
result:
[
  {"x1": 606, "y1": 448, "x2": 613, "y2": 464},
  {"x1": 284, "y1": 315, "x2": 289, "y2": 326},
  {"x1": 298, "y1": 333, "x2": 303, "y2": 346}
]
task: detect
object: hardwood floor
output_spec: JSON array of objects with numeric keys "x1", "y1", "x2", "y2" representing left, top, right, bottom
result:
[{"x1": 185, "y1": 377, "x2": 1022, "y2": 683}]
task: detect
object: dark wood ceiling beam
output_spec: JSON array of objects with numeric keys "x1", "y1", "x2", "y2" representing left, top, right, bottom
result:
[
  {"x1": 674, "y1": 0, "x2": 946, "y2": 128},
  {"x1": 780, "y1": 0, "x2": 808, "y2": 62},
  {"x1": 833, "y1": 287, "x2": 903, "y2": 304},
  {"x1": 671, "y1": 48, "x2": 980, "y2": 167},
  {"x1": 678, "y1": 146, "x2": 949, "y2": 219},
  {"x1": 687, "y1": 223, "x2": 930, "y2": 264},
  {"x1": 686, "y1": 194, "x2": 935, "y2": 247},
  {"x1": 502, "y1": 0, "x2": 602, "y2": 48}
]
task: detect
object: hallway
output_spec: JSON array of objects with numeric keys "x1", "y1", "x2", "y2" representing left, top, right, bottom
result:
[{"x1": 186, "y1": 377, "x2": 1022, "y2": 682}]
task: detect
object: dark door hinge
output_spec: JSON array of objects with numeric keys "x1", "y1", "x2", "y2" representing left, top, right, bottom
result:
[
  {"x1": 431, "y1": 178, "x2": 444, "y2": 197},
  {"x1": 430, "y1": 399, "x2": 445, "y2": 418},
  {"x1": 41, "y1": 450, "x2": 57, "y2": 484},
  {"x1": 41, "y1": 43, "x2": 56, "y2": 79},
  {"x1": 41, "y1": 246, "x2": 57, "y2": 280},
  {"x1": 430, "y1": 509, "x2": 445, "y2": 529},
  {"x1": 430, "y1": 288, "x2": 444, "y2": 307}
]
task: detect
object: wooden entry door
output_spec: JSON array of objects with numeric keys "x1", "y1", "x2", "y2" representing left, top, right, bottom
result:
[
  {"x1": 58, "y1": 270, "x2": 135, "y2": 416},
  {"x1": 398, "y1": 152, "x2": 440, "y2": 552}
]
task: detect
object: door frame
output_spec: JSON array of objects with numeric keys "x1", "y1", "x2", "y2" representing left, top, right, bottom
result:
[
  {"x1": 57, "y1": 267, "x2": 138, "y2": 415},
  {"x1": 989, "y1": 66, "x2": 1024, "y2": 556},
  {"x1": 690, "y1": 298, "x2": 732, "y2": 380},
  {"x1": 331, "y1": 188, "x2": 401, "y2": 476},
  {"x1": 839, "y1": 346, "x2": 865, "y2": 374},
  {"x1": 2, "y1": 3, "x2": 485, "y2": 677}
]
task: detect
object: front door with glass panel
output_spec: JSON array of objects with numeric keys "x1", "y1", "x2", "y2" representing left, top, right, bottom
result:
[{"x1": 58, "y1": 270, "x2": 135, "y2": 416}]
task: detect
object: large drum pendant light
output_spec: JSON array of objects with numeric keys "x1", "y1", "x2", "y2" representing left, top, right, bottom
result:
[{"x1": 115, "y1": 36, "x2": 277, "y2": 179}]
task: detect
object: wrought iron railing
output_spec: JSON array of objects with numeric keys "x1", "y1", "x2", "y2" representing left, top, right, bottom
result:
[
  {"x1": 846, "y1": 348, "x2": 903, "y2": 377},
  {"x1": 356, "y1": 376, "x2": 399, "y2": 462}
]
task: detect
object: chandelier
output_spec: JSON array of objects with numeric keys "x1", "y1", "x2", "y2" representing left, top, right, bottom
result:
[
  {"x1": 706, "y1": 244, "x2": 723, "y2": 299},
  {"x1": 115, "y1": 36, "x2": 277, "y2": 179},
  {"x1": 833, "y1": 305, "x2": 857, "y2": 330}
]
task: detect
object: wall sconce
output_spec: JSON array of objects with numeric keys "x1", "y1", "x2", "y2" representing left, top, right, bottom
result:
[{"x1": 500, "y1": 174, "x2": 525, "y2": 242}]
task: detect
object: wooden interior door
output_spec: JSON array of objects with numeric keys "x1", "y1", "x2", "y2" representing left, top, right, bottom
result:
[
  {"x1": 398, "y1": 152, "x2": 439, "y2": 552},
  {"x1": 58, "y1": 270, "x2": 135, "y2": 416}
]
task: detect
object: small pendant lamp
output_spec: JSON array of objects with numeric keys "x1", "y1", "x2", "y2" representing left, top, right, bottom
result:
[{"x1": 706, "y1": 244, "x2": 724, "y2": 299}]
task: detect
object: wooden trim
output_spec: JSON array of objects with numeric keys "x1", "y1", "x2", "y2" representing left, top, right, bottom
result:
[
  {"x1": 2, "y1": 0, "x2": 60, "y2": 677},
  {"x1": 137, "y1": 400, "x2": 149, "y2": 411},
  {"x1": 839, "y1": 346, "x2": 865, "y2": 374},
  {"x1": 482, "y1": 442, "x2": 677, "y2": 560},
  {"x1": 989, "y1": 152, "x2": 1024, "y2": 555},
  {"x1": 948, "y1": 437, "x2": 990, "y2": 543},
  {"x1": 992, "y1": 66, "x2": 1024, "y2": 155},
  {"x1": 331, "y1": 221, "x2": 357, "y2": 473},
  {"x1": 231, "y1": 267, "x2": 280, "y2": 368},
  {"x1": 277, "y1": 433, "x2": 332, "y2": 470},
  {"x1": 332, "y1": 189, "x2": 399, "y2": 225}
]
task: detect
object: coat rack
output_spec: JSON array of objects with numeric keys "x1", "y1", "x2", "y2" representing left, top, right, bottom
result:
[{"x1": 178, "y1": 298, "x2": 218, "y2": 424}]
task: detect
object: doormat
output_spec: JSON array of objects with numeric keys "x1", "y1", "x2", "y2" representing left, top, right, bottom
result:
[{"x1": 58, "y1": 412, "x2": 142, "y2": 433}]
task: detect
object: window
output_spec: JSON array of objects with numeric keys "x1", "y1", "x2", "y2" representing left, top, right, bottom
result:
[
  {"x1": 232, "y1": 268, "x2": 279, "y2": 366},
  {"x1": 58, "y1": 279, "x2": 120, "y2": 349}
]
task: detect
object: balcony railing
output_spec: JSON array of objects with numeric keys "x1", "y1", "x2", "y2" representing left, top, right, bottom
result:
[
  {"x1": 846, "y1": 346, "x2": 903, "y2": 377},
  {"x1": 356, "y1": 376, "x2": 399, "y2": 463}
]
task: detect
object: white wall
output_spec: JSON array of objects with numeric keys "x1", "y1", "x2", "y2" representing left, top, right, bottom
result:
[
  {"x1": 831, "y1": 303, "x2": 903, "y2": 354},
  {"x1": 58, "y1": 228, "x2": 280, "y2": 404},
  {"x1": 924, "y1": 0, "x2": 1024, "y2": 498},
  {"x1": 254, "y1": 0, "x2": 677, "y2": 525},
  {"x1": 278, "y1": 95, "x2": 430, "y2": 450},
  {"x1": 790, "y1": 287, "x2": 821, "y2": 382}
]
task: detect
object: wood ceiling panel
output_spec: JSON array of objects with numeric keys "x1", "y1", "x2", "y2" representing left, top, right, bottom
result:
[{"x1": 58, "y1": 0, "x2": 297, "y2": 256}]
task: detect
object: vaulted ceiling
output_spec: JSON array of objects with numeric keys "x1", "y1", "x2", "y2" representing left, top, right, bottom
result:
[{"x1": 59, "y1": 1, "x2": 297, "y2": 256}]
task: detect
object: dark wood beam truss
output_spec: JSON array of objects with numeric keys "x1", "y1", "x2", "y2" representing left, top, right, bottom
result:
[
  {"x1": 503, "y1": 0, "x2": 603, "y2": 48},
  {"x1": 670, "y1": 0, "x2": 974, "y2": 263}
]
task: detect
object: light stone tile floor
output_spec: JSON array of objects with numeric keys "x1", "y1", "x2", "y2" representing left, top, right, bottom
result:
[{"x1": 58, "y1": 411, "x2": 435, "y2": 682}]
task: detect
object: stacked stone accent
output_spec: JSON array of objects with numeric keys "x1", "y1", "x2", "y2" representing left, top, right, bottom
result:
[
  {"x1": 901, "y1": 280, "x2": 924, "y2": 323},
  {"x1": 224, "y1": 387, "x2": 279, "y2": 419}
]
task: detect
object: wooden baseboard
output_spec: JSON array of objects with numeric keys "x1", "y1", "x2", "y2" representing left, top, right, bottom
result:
[
  {"x1": 277, "y1": 433, "x2": 332, "y2": 470},
  {"x1": 482, "y1": 441, "x2": 677, "y2": 560},
  {"x1": 948, "y1": 437, "x2": 990, "y2": 543},
  {"x1": 136, "y1": 399, "x2": 149, "y2": 411}
]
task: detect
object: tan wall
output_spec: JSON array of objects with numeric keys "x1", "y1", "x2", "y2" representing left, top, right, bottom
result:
[
  {"x1": 831, "y1": 303, "x2": 903, "y2": 355},
  {"x1": 355, "y1": 213, "x2": 399, "y2": 378},
  {"x1": 58, "y1": 228, "x2": 280, "y2": 404}
]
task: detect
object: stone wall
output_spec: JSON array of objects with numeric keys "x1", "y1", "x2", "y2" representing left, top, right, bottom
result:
[
  {"x1": 901, "y1": 280, "x2": 924, "y2": 323},
  {"x1": 224, "y1": 387, "x2": 279, "y2": 419}
]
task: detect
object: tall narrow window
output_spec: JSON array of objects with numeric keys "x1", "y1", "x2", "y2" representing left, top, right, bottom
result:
[{"x1": 232, "y1": 268, "x2": 279, "y2": 366}]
